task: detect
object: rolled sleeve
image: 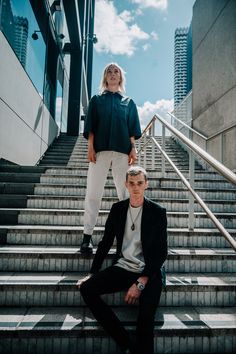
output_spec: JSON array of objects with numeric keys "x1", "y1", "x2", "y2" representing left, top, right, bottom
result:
[
  {"x1": 128, "y1": 99, "x2": 142, "y2": 140},
  {"x1": 83, "y1": 95, "x2": 97, "y2": 140}
]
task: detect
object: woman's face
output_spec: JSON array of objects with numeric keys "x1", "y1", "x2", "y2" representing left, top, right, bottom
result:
[{"x1": 105, "y1": 65, "x2": 121, "y2": 87}]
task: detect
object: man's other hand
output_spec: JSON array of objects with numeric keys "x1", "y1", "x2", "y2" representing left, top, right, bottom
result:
[
  {"x1": 124, "y1": 284, "x2": 141, "y2": 305},
  {"x1": 76, "y1": 274, "x2": 92, "y2": 289}
]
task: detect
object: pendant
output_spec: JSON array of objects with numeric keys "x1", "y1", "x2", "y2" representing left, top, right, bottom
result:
[{"x1": 131, "y1": 223, "x2": 135, "y2": 231}]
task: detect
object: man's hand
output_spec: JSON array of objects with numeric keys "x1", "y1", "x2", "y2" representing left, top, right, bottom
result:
[
  {"x1": 124, "y1": 276, "x2": 149, "y2": 304},
  {"x1": 76, "y1": 274, "x2": 92, "y2": 289},
  {"x1": 124, "y1": 284, "x2": 141, "y2": 305}
]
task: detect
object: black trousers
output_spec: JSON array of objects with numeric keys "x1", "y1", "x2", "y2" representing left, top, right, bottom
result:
[{"x1": 80, "y1": 266, "x2": 162, "y2": 354}]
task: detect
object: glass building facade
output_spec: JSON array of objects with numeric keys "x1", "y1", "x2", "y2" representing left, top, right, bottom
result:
[{"x1": 0, "y1": 0, "x2": 95, "y2": 135}]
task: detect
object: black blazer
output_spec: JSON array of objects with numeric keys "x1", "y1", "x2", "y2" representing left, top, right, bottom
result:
[{"x1": 90, "y1": 197, "x2": 168, "y2": 279}]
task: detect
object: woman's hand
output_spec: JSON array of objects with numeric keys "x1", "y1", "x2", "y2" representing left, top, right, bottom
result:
[
  {"x1": 128, "y1": 148, "x2": 137, "y2": 165},
  {"x1": 87, "y1": 145, "x2": 96, "y2": 163}
]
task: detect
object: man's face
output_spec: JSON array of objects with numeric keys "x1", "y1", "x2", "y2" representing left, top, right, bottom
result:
[{"x1": 125, "y1": 173, "x2": 148, "y2": 198}]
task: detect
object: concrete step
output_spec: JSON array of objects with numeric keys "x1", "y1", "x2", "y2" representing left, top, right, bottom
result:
[
  {"x1": 0, "y1": 247, "x2": 234, "y2": 272},
  {"x1": 33, "y1": 184, "x2": 236, "y2": 199},
  {"x1": 0, "y1": 306, "x2": 235, "y2": 353},
  {"x1": 0, "y1": 173, "x2": 42, "y2": 183},
  {"x1": 43, "y1": 167, "x2": 221, "y2": 177},
  {"x1": 69, "y1": 151, "x2": 188, "y2": 158},
  {"x1": 1, "y1": 226, "x2": 235, "y2": 248},
  {"x1": 11, "y1": 209, "x2": 236, "y2": 229},
  {"x1": 0, "y1": 195, "x2": 28, "y2": 208},
  {"x1": 26, "y1": 196, "x2": 236, "y2": 213},
  {"x1": 0, "y1": 183, "x2": 35, "y2": 195},
  {"x1": 67, "y1": 160, "x2": 198, "y2": 168},
  {"x1": 38, "y1": 175, "x2": 236, "y2": 190},
  {"x1": 0, "y1": 166, "x2": 47, "y2": 173},
  {"x1": 0, "y1": 272, "x2": 235, "y2": 307}
]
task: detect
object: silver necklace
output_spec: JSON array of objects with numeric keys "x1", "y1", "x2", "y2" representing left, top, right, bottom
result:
[{"x1": 129, "y1": 205, "x2": 143, "y2": 231}]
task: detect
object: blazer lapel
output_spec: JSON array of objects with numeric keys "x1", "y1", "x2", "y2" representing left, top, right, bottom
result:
[
  {"x1": 116, "y1": 199, "x2": 129, "y2": 252},
  {"x1": 141, "y1": 197, "x2": 151, "y2": 243}
]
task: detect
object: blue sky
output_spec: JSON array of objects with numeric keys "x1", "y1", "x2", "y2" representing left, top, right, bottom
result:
[{"x1": 92, "y1": 0, "x2": 195, "y2": 129}]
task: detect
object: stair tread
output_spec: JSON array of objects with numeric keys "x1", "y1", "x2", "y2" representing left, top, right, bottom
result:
[
  {"x1": 0, "y1": 272, "x2": 235, "y2": 286},
  {"x1": 2, "y1": 208, "x2": 236, "y2": 216},
  {"x1": 0, "y1": 306, "x2": 235, "y2": 332},
  {"x1": 0, "y1": 133, "x2": 236, "y2": 352},
  {"x1": 1, "y1": 225, "x2": 235, "y2": 233},
  {"x1": 0, "y1": 246, "x2": 235, "y2": 256}
]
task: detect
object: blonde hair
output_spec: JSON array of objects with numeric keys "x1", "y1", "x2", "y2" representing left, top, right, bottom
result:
[{"x1": 99, "y1": 63, "x2": 126, "y2": 94}]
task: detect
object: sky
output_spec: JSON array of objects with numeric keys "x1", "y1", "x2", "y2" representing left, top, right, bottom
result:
[{"x1": 91, "y1": 0, "x2": 195, "y2": 131}]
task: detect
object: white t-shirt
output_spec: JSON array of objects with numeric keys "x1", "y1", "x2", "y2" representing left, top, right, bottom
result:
[{"x1": 115, "y1": 205, "x2": 145, "y2": 273}]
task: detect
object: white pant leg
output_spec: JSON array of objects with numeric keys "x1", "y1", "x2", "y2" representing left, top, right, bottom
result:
[
  {"x1": 84, "y1": 151, "x2": 112, "y2": 235},
  {"x1": 111, "y1": 152, "x2": 129, "y2": 201}
]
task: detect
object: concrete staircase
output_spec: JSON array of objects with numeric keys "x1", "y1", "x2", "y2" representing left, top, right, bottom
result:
[{"x1": 0, "y1": 134, "x2": 235, "y2": 354}]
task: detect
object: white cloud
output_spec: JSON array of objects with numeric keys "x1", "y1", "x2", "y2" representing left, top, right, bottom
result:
[
  {"x1": 94, "y1": 0, "x2": 149, "y2": 56},
  {"x1": 131, "y1": 0, "x2": 168, "y2": 10},
  {"x1": 151, "y1": 31, "x2": 159, "y2": 40},
  {"x1": 120, "y1": 10, "x2": 133, "y2": 23},
  {"x1": 135, "y1": 8, "x2": 143, "y2": 16},
  {"x1": 142, "y1": 43, "x2": 151, "y2": 51},
  {"x1": 138, "y1": 98, "x2": 174, "y2": 134}
]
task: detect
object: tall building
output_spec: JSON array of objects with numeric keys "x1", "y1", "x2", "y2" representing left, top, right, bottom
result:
[
  {"x1": 174, "y1": 26, "x2": 192, "y2": 107},
  {"x1": 13, "y1": 16, "x2": 28, "y2": 68}
]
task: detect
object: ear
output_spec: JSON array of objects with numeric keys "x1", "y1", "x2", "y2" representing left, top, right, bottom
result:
[{"x1": 145, "y1": 181, "x2": 148, "y2": 189}]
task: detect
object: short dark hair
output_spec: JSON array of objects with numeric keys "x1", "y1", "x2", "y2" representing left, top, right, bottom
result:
[{"x1": 126, "y1": 166, "x2": 147, "y2": 181}]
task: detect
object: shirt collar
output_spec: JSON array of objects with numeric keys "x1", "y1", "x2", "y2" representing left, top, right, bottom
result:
[{"x1": 102, "y1": 90, "x2": 125, "y2": 97}]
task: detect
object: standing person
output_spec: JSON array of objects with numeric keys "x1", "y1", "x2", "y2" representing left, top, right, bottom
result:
[
  {"x1": 78, "y1": 166, "x2": 168, "y2": 354},
  {"x1": 80, "y1": 63, "x2": 142, "y2": 254}
]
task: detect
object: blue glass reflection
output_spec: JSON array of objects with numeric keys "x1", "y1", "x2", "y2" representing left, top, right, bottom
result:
[{"x1": 1, "y1": 0, "x2": 46, "y2": 96}]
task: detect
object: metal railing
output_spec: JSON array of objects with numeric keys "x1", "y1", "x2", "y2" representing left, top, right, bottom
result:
[
  {"x1": 170, "y1": 94, "x2": 236, "y2": 167},
  {"x1": 137, "y1": 114, "x2": 236, "y2": 252}
]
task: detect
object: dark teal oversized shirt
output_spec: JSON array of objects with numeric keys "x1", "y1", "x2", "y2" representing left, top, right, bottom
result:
[{"x1": 83, "y1": 91, "x2": 141, "y2": 155}]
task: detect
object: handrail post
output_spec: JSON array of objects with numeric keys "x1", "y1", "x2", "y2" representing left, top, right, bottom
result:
[
  {"x1": 151, "y1": 123, "x2": 155, "y2": 170},
  {"x1": 188, "y1": 132, "x2": 195, "y2": 230},
  {"x1": 161, "y1": 125, "x2": 166, "y2": 177},
  {"x1": 138, "y1": 139, "x2": 141, "y2": 165},
  {"x1": 144, "y1": 134, "x2": 147, "y2": 169}
]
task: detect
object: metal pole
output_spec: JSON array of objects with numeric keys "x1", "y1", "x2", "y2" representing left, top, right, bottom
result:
[
  {"x1": 138, "y1": 139, "x2": 141, "y2": 165},
  {"x1": 152, "y1": 123, "x2": 155, "y2": 170},
  {"x1": 188, "y1": 131, "x2": 195, "y2": 230},
  {"x1": 161, "y1": 125, "x2": 166, "y2": 177},
  {"x1": 144, "y1": 134, "x2": 147, "y2": 169}
]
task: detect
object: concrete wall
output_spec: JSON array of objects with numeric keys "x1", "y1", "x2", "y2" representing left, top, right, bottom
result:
[
  {"x1": 192, "y1": 0, "x2": 236, "y2": 170},
  {"x1": 0, "y1": 32, "x2": 58, "y2": 166}
]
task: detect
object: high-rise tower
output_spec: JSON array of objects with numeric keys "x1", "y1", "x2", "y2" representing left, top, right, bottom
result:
[
  {"x1": 174, "y1": 26, "x2": 192, "y2": 106},
  {"x1": 13, "y1": 16, "x2": 28, "y2": 68}
]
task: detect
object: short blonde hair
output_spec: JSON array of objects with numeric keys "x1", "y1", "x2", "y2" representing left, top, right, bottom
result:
[
  {"x1": 99, "y1": 63, "x2": 126, "y2": 94},
  {"x1": 126, "y1": 166, "x2": 147, "y2": 181}
]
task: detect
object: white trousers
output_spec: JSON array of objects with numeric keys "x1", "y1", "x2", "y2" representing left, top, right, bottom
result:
[{"x1": 84, "y1": 151, "x2": 129, "y2": 235}]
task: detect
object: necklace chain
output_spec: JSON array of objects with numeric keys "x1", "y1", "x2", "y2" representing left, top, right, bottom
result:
[{"x1": 129, "y1": 205, "x2": 142, "y2": 231}]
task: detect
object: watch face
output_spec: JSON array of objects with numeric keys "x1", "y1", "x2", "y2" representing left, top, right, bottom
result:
[{"x1": 137, "y1": 282, "x2": 145, "y2": 291}]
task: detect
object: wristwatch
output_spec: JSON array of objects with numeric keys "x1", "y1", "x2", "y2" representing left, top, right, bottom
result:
[{"x1": 135, "y1": 280, "x2": 145, "y2": 291}]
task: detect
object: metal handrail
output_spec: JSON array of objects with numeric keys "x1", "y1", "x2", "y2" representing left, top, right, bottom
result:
[
  {"x1": 167, "y1": 112, "x2": 207, "y2": 140},
  {"x1": 154, "y1": 114, "x2": 236, "y2": 185},
  {"x1": 137, "y1": 114, "x2": 236, "y2": 252}
]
